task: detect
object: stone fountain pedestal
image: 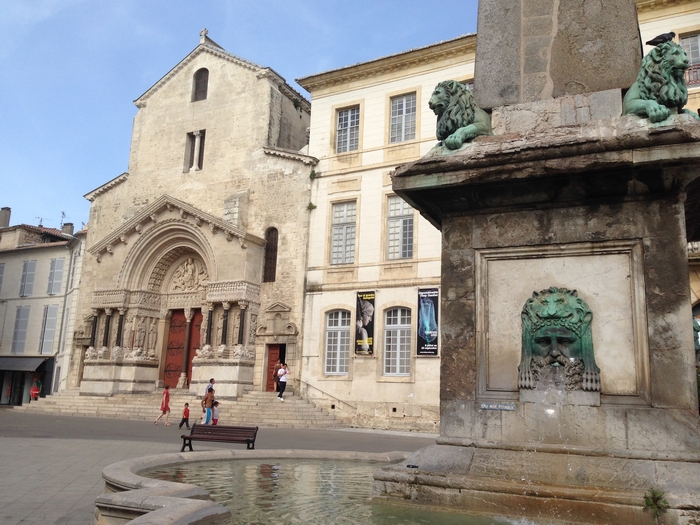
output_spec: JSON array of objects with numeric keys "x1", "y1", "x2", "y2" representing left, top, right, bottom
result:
[{"x1": 375, "y1": 90, "x2": 700, "y2": 523}]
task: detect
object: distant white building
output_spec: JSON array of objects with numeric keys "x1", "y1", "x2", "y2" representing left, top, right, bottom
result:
[{"x1": 0, "y1": 207, "x2": 83, "y2": 405}]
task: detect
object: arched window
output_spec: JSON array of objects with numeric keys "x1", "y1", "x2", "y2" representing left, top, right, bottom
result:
[
  {"x1": 384, "y1": 307, "x2": 411, "y2": 376},
  {"x1": 263, "y1": 228, "x2": 278, "y2": 282},
  {"x1": 325, "y1": 310, "x2": 351, "y2": 374},
  {"x1": 192, "y1": 68, "x2": 209, "y2": 101}
]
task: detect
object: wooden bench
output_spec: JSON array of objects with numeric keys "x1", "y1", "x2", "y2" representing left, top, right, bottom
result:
[{"x1": 180, "y1": 424, "x2": 258, "y2": 452}]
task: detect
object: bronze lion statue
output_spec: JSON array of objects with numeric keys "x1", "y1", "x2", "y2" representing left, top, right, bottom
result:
[
  {"x1": 428, "y1": 80, "x2": 492, "y2": 151},
  {"x1": 623, "y1": 41, "x2": 700, "y2": 123}
]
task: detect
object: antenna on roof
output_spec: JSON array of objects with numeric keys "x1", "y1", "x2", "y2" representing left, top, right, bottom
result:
[
  {"x1": 60, "y1": 211, "x2": 66, "y2": 227},
  {"x1": 35, "y1": 216, "x2": 44, "y2": 226}
]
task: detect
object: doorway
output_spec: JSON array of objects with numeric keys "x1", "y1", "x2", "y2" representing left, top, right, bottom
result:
[
  {"x1": 163, "y1": 309, "x2": 203, "y2": 388},
  {"x1": 265, "y1": 344, "x2": 286, "y2": 392}
]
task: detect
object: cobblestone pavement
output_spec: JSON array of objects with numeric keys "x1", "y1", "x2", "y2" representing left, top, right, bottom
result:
[{"x1": 0, "y1": 409, "x2": 437, "y2": 525}]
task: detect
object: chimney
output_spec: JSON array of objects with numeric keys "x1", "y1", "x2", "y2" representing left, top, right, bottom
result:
[
  {"x1": 62, "y1": 222, "x2": 74, "y2": 236},
  {"x1": 0, "y1": 207, "x2": 10, "y2": 228}
]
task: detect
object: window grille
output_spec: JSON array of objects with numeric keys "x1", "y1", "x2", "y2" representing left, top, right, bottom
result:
[
  {"x1": 325, "y1": 310, "x2": 351, "y2": 374},
  {"x1": 331, "y1": 202, "x2": 356, "y2": 264},
  {"x1": 384, "y1": 307, "x2": 411, "y2": 375},
  {"x1": 336, "y1": 107, "x2": 360, "y2": 153}
]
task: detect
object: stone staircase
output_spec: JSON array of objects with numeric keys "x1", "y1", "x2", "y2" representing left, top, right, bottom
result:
[{"x1": 14, "y1": 389, "x2": 343, "y2": 429}]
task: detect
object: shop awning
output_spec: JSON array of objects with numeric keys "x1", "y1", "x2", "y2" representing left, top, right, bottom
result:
[{"x1": 0, "y1": 357, "x2": 48, "y2": 372}]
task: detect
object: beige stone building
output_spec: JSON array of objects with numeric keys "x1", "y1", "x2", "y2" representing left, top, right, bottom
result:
[
  {"x1": 0, "y1": 207, "x2": 81, "y2": 405},
  {"x1": 295, "y1": 36, "x2": 477, "y2": 432},
  {"x1": 67, "y1": 31, "x2": 315, "y2": 398}
]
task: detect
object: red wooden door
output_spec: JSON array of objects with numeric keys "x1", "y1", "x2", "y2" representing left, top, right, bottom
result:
[
  {"x1": 266, "y1": 345, "x2": 281, "y2": 391},
  {"x1": 188, "y1": 311, "x2": 203, "y2": 381},
  {"x1": 164, "y1": 311, "x2": 186, "y2": 388}
]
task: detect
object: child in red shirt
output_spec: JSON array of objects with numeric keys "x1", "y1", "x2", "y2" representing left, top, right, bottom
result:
[{"x1": 178, "y1": 403, "x2": 191, "y2": 429}]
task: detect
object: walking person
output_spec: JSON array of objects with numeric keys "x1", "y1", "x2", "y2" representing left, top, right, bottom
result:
[
  {"x1": 154, "y1": 385, "x2": 171, "y2": 425},
  {"x1": 272, "y1": 359, "x2": 281, "y2": 392},
  {"x1": 277, "y1": 363, "x2": 289, "y2": 401},
  {"x1": 201, "y1": 388, "x2": 215, "y2": 424},
  {"x1": 204, "y1": 378, "x2": 215, "y2": 395},
  {"x1": 178, "y1": 402, "x2": 191, "y2": 429},
  {"x1": 212, "y1": 401, "x2": 220, "y2": 425}
]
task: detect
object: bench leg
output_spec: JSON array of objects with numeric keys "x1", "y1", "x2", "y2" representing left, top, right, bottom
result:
[
  {"x1": 247, "y1": 442, "x2": 254, "y2": 450},
  {"x1": 181, "y1": 439, "x2": 193, "y2": 452}
]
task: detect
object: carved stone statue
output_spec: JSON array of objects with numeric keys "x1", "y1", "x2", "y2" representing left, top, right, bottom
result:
[
  {"x1": 519, "y1": 287, "x2": 600, "y2": 392},
  {"x1": 428, "y1": 80, "x2": 492, "y2": 151},
  {"x1": 123, "y1": 314, "x2": 133, "y2": 349},
  {"x1": 171, "y1": 257, "x2": 209, "y2": 292},
  {"x1": 623, "y1": 40, "x2": 700, "y2": 123},
  {"x1": 134, "y1": 317, "x2": 146, "y2": 348},
  {"x1": 148, "y1": 318, "x2": 158, "y2": 352}
]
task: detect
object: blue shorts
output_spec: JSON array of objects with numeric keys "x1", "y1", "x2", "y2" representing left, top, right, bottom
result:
[{"x1": 202, "y1": 407, "x2": 212, "y2": 425}]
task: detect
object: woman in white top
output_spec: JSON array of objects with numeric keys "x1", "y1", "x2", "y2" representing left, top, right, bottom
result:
[{"x1": 277, "y1": 363, "x2": 288, "y2": 401}]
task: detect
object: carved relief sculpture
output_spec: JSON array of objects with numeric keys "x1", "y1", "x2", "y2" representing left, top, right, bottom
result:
[
  {"x1": 623, "y1": 38, "x2": 700, "y2": 123},
  {"x1": 148, "y1": 318, "x2": 158, "y2": 354},
  {"x1": 428, "y1": 80, "x2": 492, "y2": 152},
  {"x1": 171, "y1": 257, "x2": 209, "y2": 292},
  {"x1": 123, "y1": 314, "x2": 134, "y2": 349},
  {"x1": 518, "y1": 287, "x2": 600, "y2": 392},
  {"x1": 134, "y1": 316, "x2": 146, "y2": 348}
]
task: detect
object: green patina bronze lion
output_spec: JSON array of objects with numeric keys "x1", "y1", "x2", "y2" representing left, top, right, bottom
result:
[
  {"x1": 428, "y1": 80, "x2": 492, "y2": 151},
  {"x1": 519, "y1": 287, "x2": 600, "y2": 392},
  {"x1": 623, "y1": 40, "x2": 700, "y2": 123}
]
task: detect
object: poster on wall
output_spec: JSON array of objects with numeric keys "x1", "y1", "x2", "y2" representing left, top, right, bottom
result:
[
  {"x1": 417, "y1": 288, "x2": 439, "y2": 356},
  {"x1": 356, "y1": 291, "x2": 375, "y2": 355}
]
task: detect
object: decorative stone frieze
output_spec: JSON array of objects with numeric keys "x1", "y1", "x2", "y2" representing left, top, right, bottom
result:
[{"x1": 205, "y1": 280, "x2": 260, "y2": 304}]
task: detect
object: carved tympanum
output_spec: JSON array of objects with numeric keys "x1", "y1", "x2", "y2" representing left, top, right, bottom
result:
[
  {"x1": 170, "y1": 257, "x2": 209, "y2": 292},
  {"x1": 623, "y1": 40, "x2": 700, "y2": 123},
  {"x1": 519, "y1": 287, "x2": 600, "y2": 392}
]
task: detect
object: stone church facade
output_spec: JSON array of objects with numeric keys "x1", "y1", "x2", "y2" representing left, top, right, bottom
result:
[{"x1": 67, "y1": 32, "x2": 315, "y2": 398}]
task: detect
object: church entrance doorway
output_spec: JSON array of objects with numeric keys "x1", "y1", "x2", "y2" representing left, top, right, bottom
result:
[
  {"x1": 163, "y1": 309, "x2": 203, "y2": 388},
  {"x1": 265, "y1": 344, "x2": 286, "y2": 392}
]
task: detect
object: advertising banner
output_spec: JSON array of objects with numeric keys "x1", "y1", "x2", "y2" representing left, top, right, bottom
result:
[
  {"x1": 355, "y1": 291, "x2": 375, "y2": 355},
  {"x1": 417, "y1": 288, "x2": 439, "y2": 356}
]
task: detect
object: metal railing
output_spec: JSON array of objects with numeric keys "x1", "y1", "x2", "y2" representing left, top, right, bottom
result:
[
  {"x1": 298, "y1": 380, "x2": 358, "y2": 412},
  {"x1": 686, "y1": 64, "x2": 700, "y2": 87}
]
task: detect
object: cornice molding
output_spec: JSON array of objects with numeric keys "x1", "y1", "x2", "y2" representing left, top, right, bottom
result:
[
  {"x1": 87, "y1": 194, "x2": 265, "y2": 260},
  {"x1": 85, "y1": 172, "x2": 128, "y2": 202},
  {"x1": 636, "y1": 0, "x2": 697, "y2": 13},
  {"x1": 297, "y1": 35, "x2": 476, "y2": 93},
  {"x1": 262, "y1": 147, "x2": 318, "y2": 165}
]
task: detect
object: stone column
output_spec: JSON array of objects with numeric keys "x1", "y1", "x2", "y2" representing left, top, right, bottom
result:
[
  {"x1": 237, "y1": 302, "x2": 247, "y2": 345},
  {"x1": 89, "y1": 309, "x2": 99, "y2": 348},
  {"x1": 205, "y1": 303, "x2": 214, "y2": 346},
  {"x1": 193, "y1": 130, "x2": 202, "y2": 171},
  {"x1": 178, "y1": 308, "x2": 194, "y2": 389},
  {"x1": 115, "y1": 309, "x2": 125, "y2": 347},
  {"x1": 221, "y1": 302, "x2": 230, "y2": 346},
  {"x1": 102, "y1": 309, "x2": 112, "y2": 348}
]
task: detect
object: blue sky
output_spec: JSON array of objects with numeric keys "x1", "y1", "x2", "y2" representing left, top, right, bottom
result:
[{"x1": 0, "y1": 0, "x2": 479, "y2": 230}]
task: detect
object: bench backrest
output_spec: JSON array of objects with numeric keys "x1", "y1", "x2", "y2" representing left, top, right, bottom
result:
[{"x1": 190, "y1": 424, "x2": 258, "y2": 440}]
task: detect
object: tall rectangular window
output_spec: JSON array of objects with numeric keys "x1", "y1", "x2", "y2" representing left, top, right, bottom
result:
[
  {"x1": 39, "y1": 305, "x2": 59, "y2": 354},
  {"x1": 325, "y1": 310, "x2": 351, "y2": 374},
  {"x1": 331, "y1": 202, "x2": 356, "y2": 264},
  {"x1": 387, "y1": 196, "x2": 414, "y2": 260},
  {"x1": 12, "y1": 306, "x2": 30, "y2": 354},
  {"x1": 19, "y1": 260, "x2": 37, "y2": 297},
  {"x1": 185, "y1": 130, "x2": 206, "y2": 171},
  {"x1": 682, "y1": 33, "x2": 700, "y2": 86},
  {"x1": 384, "y1": 308, "x2": 411, "y2": 376},
  {"x1": 336, "y1": 107, "x2": 360, "y2": 153},
  {"x1": 0, "y1": 263, "x2": 4, "y2": 293},
  {"x1": 390, "y1": 93, "x2": 416, "y2": 143},
  {"x1": 47, "y1": 258, "x2": 65, "y2": 295}
]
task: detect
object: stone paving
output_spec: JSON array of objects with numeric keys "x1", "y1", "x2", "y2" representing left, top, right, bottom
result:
[{"x1": 0, "y1": 408, "x2": 437, "y2": 525}]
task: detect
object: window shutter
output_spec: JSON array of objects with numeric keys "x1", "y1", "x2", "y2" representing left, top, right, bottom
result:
[
  {"x1": 40, "y1": 305, "x2": 58, "y2": 354},
  {"x1": 48, "y1": 258, "x2": 64, "y2": 295},
  {"x1": 20, "y1": 260, "x2": 37, "y2": 297},
  {"x1": 11, "y1": 306, "x2": 30, "y2": 354}
]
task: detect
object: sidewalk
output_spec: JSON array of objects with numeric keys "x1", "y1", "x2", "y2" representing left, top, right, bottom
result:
[{"x1": 0, "y1": 409, "x2": 437, "y2": 525}]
